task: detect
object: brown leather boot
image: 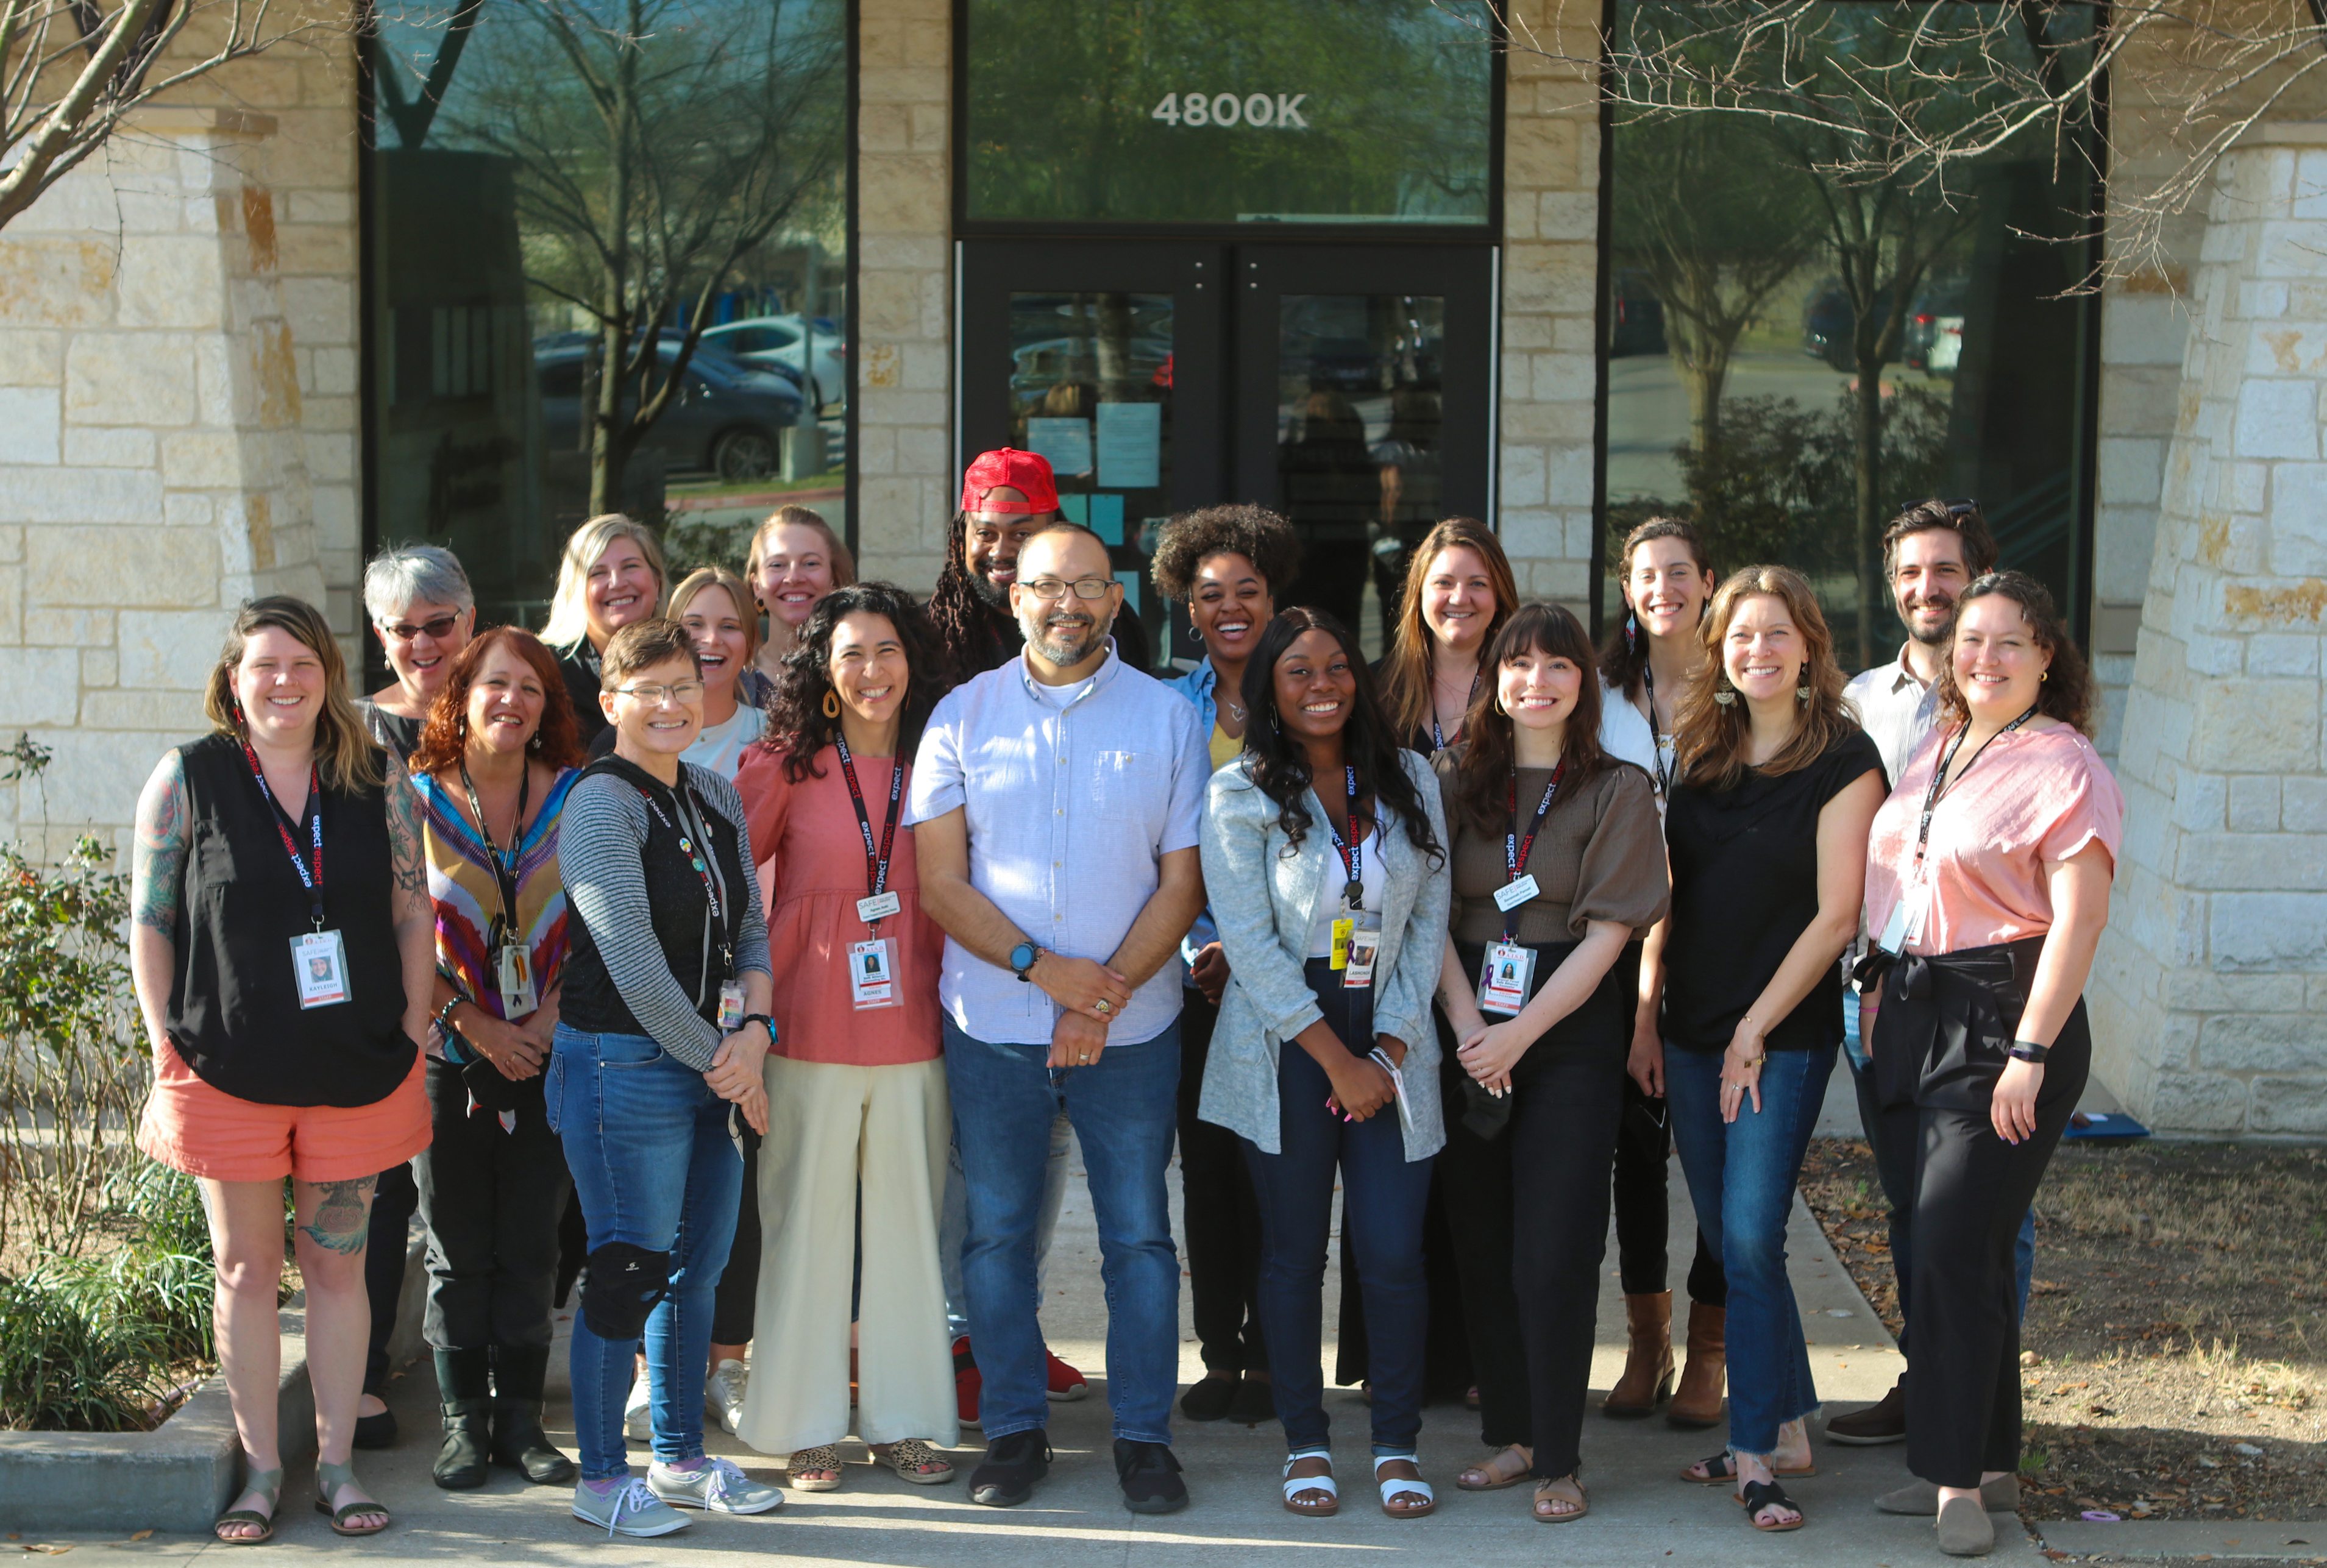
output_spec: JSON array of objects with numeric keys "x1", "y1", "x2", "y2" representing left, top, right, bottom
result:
[
  {"x1": 1600, "y1": 1291, "x2": 1675, "y2": 1418},
  {"x1": 1666, "y1": 1302, "x2": 1726, "y2": 1430}
]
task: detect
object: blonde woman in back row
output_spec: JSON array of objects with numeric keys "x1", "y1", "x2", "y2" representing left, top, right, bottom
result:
[
  {"x1": 744, "y1": 505, "x2": 856, "y2": 697},
  {"x1": 542, "y1": 514, "x2": 667, "y2": 748}
]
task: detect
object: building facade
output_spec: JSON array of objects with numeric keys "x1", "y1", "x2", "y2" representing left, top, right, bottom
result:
[{"x1": 1, "y1": 0, "x2": 2322, "y2": 1132}]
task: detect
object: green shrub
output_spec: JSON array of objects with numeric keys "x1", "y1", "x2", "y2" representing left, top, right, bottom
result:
[{"x1": 0, "y1": 1271, "x2": 170, "y2": 1432}]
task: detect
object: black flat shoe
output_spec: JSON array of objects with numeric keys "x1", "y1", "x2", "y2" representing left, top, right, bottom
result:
[
  {"x1": 968, "y1": 1429, "x2": 1050, "y2": 1508},
  {"x1": 1115, "y1": 1439, "x2": 1187, "y2": 1514},
  {"x1": 352, "y1": 1407, "x2": 398, "y2": 1450},
  {"x1": 1226, "y1": 1375, "x2": 1277, "y2": 1425},
  {"x1": 1179, "y1": 1374, "x2": 1237, "y2": 1422}
]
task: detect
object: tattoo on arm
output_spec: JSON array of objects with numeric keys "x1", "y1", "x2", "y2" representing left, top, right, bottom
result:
[
  {"x1": 385, "y1": 759, "x2": 430, "y2": 909},
  {"x1": 132, "y1": 751, "x2": 189, "y2": 937},
  {"x1": 297, "y1": 1176, "x2": 376, "y2": 1255}
]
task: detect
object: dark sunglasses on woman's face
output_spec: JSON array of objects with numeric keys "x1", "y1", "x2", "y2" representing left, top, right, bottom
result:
[{"x1": 384, "y1": 614, "x2": 460, "y2": 643}]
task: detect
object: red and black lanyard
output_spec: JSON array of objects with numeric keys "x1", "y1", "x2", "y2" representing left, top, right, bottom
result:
[
  {"x1": 834, "y1": 737, "x2": 904, "y2": 931},
  {"x1": 1324, "y1": 764, "x2": 1365, "y2": 910},
  {"x1": 1430, "y1": 670, "x2": 1482, "y2": 754},
  {"x1": 243, "y1": 742, "x2": 325, "y2": 929},
  {"x1": 1913, "y1": 702, "x2": 2039, "y2": 873},
  {"x1": 1502, "y1": 757, "x2": 1567, "y2": 939}
]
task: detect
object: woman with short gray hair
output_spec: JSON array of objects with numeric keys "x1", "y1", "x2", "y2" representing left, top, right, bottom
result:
[{"x1": 361, "y1": 544, "x2": 477, "y2": 761}]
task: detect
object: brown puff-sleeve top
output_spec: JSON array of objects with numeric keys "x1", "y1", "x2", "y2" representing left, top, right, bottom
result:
[{"x1": 1432, "y1": 746, "x2": 1671, "y2": 946}]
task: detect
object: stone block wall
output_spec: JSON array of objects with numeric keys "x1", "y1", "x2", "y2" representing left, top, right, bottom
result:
[{"x1": 2090, "y1": 122, "x2": 2327, "y2": 1135}]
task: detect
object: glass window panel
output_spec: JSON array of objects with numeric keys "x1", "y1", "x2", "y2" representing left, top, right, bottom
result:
[
  {"x1": 366, "y1": 0, "x2": 848, "y2": 633},
  {"x1": 1601, "y1": 2, "x2": 2098, "y2": 670},
  {"x1": 1274, "y1": 293, "x2": 1443, "y2": 656},
  {"x1": 964, "y1": 0, "x2": 1493, "y2": 227}
]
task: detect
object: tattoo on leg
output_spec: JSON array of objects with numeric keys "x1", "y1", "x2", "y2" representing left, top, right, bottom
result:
[{"x1": 298, "y1": 1177, "x2": 375, "y2": 1255}]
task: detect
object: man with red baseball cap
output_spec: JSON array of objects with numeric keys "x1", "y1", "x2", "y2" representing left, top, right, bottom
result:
[{"x1": 928, "y1": 449, "x2": 1149, "y2": 681}]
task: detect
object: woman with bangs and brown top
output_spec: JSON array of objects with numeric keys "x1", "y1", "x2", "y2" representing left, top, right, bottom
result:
[
  {"x1": 1427, "y1": 604, "x2": 1668, "y2": 1523},
  {"x1": 1658, "y1": 566, "x2": 1885, "y2": 1535}
]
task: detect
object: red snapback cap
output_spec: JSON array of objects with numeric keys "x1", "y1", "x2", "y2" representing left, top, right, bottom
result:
[{"x1": 960, "y1": 447, "x2": 1060, "y2": 515}]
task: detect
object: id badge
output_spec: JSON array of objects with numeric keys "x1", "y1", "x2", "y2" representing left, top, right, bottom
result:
[
  {"x1": 716, "y1": 982, "x2": 746, "y2": 1031},
  {"x1": 1342, "y1": 915, "x2": 1382, "y2": 990},
  {"x1": 291, "y1": 929, "x2": 350, "y2": 1009},
  {"x1": 1330, "y1": 917, "x2": 1354, "y2": 971},
  {"x1": 849, "y1": 937, "x2": 899, "y2": 1010},
  {"x1": 1879, "y1": 883, "x2": 1930, "y2": 953},
  {"x1": 857, "y1": 892, "x2": 902, "y2": 925},
  {"x1": 1476, "y1": 940, "x2": 1536, "y2": 1016},
  {"x1": 495, "y1": 943, "x2": 539, "y2": 1018},
  {"x1": 1491, "y1": 874, "x2": 1540, "y2": 913}
]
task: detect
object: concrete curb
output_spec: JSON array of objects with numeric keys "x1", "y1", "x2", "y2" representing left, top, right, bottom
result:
[{"x1": 0, "y1": 1221, "x2": 428, "y2": 1534}]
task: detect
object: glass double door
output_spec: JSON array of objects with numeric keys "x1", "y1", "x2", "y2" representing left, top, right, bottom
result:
[{"x1": 959, "y1": 241, "x2": 1494, "y2": 667}]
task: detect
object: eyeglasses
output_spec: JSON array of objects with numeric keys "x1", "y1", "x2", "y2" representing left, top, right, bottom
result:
[
  {"x1": 612, "y1": 679, "x2": 705, "y2": 704},
  {"x1": 1895, "y1": 497, "x2": 1983, "y2": 522},
  {"x1": 1020, "y1": 577, "x2": 1115, "y2": 601},
  {"x1": 382, "y1": 613, "x2": 460, "y2": 643}
]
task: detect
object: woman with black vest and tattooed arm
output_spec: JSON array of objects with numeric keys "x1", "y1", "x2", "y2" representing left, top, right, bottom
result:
[{"x1": 130, "y1": 597, "x2": 438, "y2": 1544}]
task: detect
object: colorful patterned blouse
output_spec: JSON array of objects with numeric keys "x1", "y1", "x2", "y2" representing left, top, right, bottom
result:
[{"x1": 415, "y1": 766, "x2": 578, "y2": 1026}]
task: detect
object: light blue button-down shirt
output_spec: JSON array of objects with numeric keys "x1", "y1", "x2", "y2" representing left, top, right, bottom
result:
[{"x1": 906, "y1": 643, "x2": 1209, "y2": 1047}]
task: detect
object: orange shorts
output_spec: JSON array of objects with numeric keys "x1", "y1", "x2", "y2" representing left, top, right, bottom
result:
[{"x1": 137, "y1": 1044, "x2": 430, "y2": 1185}]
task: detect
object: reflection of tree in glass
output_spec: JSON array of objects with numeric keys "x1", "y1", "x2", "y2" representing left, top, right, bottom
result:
[
  {"x1": 964, "y1": 0, "x2": 1491, "y2": 224},
  {"x1": 383, "y1": 0, "x2": 842, "y2": 513}
]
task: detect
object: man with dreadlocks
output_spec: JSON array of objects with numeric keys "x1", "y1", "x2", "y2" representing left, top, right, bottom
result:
[{"x1": 928, "y1": 449, "x2": 1151, "y2": 681}]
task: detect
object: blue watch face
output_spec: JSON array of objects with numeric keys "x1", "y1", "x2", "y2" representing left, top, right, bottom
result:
[{"x1": 1011, "y1": 943, "x2": 1037, "y2": 973}]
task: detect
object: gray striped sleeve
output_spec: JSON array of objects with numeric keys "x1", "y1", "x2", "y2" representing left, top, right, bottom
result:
[{"x1": 560, "y1": 772, "x2": 723, "y2": 1070}]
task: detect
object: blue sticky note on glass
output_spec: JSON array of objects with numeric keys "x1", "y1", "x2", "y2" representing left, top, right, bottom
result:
[
  {"x1": 1059, "y1": 494, "x2": 1089, "y2": 525},
  {"x1": 1089, "y1": 493, "x2": 1125, "y2": 544},
  {"x1": 1096, "y1": 402, "x2": 1161, "y2": 489},
  {"x1": 1114, "y1": 571, "x2": 1142, "y2": 613}
]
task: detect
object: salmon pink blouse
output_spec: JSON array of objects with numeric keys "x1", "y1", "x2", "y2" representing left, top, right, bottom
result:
[
  {"x1": 734, "y1": 743, "x2": 943, "y2": 1064},
  {"x1": 1864, "y1": 720, "x2": 2123, "y2": 958}
]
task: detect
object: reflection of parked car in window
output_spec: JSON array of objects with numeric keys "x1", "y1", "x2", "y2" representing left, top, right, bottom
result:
[
  {"x1": 699, "y1": 315, "x2": 845, "y2": 409},
  {"x1": 1905, "y1": 282, "x2": 1967, "y2": 376},
  {"x1": 535, "y1": 336, "x2": 802, "y2": 482},
  {"x1": 1008, "y1": 335, "x2": 1174, "y2": 411},
  {"x1": 1800, "y1": 288, "x2": 1896, "y2": 371},
  {"x1": 1609, "y1": 270, "x2": 1667, "y2": 357}
]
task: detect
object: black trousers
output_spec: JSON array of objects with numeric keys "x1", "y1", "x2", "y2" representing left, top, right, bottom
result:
[
  {"x1": 413, "y1": 1058, "x2": 572, "y2": 1352},
  {"x1": 1852, "y1": 1043, "x2": 1920, "y2": 1357},
  {"x1": 1905, "y1": 999, "x2": 2089, "y2": 1489},
  {"x1": 363, "y1": 1160, "x2": 421, "y2": 1395},
  {"x1": 1611, "y1": 1074, "x2": 1728, "y2": 1305},
  {"x1": 1434, "y1": 1005, "x2": 1627, "y2": 1475},
  {"x1": 711, "y1": 1128, "x2": 762, "y2": 1347},
  {"x1": 1177, "y1": 988, "x2": 1267, "y2": 1374}
]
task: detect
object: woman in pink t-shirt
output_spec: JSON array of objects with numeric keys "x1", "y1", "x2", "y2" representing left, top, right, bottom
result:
[
  {"x1": 1858, "y1": 572, "x2": 2122, "y2": 1558},
  {"x1": 730, "y1": 583, "x2": 958, "y2": 1490}
]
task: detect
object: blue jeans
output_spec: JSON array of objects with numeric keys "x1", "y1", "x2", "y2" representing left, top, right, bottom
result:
[
  {"x1": 548, "y1": 1025, "x2": 743, "y2": 1482},
  {"x1": 940, "y1": 1113, "x2": 1075, "y2": 1339},
  {"x1": 1665, "y1": 1038, "x2": 1835, "y2": 1455},
  {"x1": 1842, "y1": 994, "x2": 2036, "y2": 1330},
  {"x1": 1245, "y1": 960, "x2": 1434, "y2": 1456},
  {"x1": 943, "y1": 1016, "x2": 1181, "y2": 1446}
]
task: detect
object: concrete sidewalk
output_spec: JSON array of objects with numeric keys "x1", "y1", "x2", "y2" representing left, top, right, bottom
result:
[{"x1": 59, "y1": 1115, "x2": 2043, "y2": 1566}]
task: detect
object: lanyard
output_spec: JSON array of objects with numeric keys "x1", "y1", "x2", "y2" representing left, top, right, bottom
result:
[
  {"x1": 1324, "y1": 765, "x2": 1365, "y2": 910},
  {"x1": 1640, "y1": 663, "x2": 1674, "y2": 798},
  {"x1": 834, "y1": 737, "x2": 905, "y2": 927},
  {"x1": 1914, "y1": 703, "x2": 2039, "y2": 871},
  {"x1": 458, "y1": 760, "x2": 530, "y2": 949},
  {"x1": 1430, "y1": 669, "x2": 1481, "y2": 753},
  {"x1": 639, "y1": 783, "x2": 733, "y2": 974},
  {"x1": 1503, "y1": 757, "x2": 1567, "y2": 938},
  {"x1": 243, "y1": 742, "x2": 324, "y2": 928}
]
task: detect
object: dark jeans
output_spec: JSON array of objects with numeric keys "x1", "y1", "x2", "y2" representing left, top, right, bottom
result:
[
  {"x1": 711, "y1": 1127, "x2": 761, "y2": 1346},
  {"x1": 1246, "y1": 957, "x2": 1434, "y2": 1456},
  {"x1": 1178, "y1": 987, "x2": 1266, "y2": 1375},
  {"x1": 363, "y1": 1160, "x2": 420, "y2": 1396},
  {"x1": 413, "y1": 1057, "x2": 571, "y2": 1352},
  {"x1": 1435, "y1": 1020, "x2": 1627, "y2": 1477},
  {"x1": 1612, "y1": 1074, "x2": 1727, "y2": 1304},
  {"x1": 1907, "y1": 1000, "x2": 2090, "y2": 1489}
]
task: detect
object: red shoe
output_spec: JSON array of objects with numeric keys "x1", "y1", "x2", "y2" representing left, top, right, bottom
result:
[
  {"x1": 1045, "y1": 1350, "x2": 1089, "y2": 1402},
  {"x1": 953, "y1": 1335, "x2": 982, "y2": 1429}
]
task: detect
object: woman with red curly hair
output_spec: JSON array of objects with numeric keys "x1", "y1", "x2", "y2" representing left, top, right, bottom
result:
[{"x1": 403, "y1": 626, "x2": 589, "y2": 1495}]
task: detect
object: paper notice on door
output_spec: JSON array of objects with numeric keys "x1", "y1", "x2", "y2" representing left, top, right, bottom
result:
[
  {"x1": 1089, "y1": 493, "x2": 1126, "y2": 544},
  {"x1": 1095, "y1": 401, "x2": 1161, "y2": 489},
  {"x1": 1027, "y1": 417, "x2": 1092, "y2": 477}
]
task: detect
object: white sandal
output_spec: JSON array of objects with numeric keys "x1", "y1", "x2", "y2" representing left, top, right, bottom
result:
[
  {"x1": 1374, "y1": 1452, "x2": 1435, "y2": 1519},
  {"x1": 1281, "y1": 1450, "x2": 1338, "y2": 1516}
]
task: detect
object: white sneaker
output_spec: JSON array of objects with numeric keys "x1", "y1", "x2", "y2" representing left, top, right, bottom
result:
[
  {"x1": 571, "y1": 1477, "x2": 690, "y2": 1538},
  {"x1": 623, "y1": 1374, "x2": 652, "y2": 1442},
  {"x1": 705, "y1": 1358, "x2": 749, "y2": 1435},
  {"x1": 647, "y1": 1456, "x2": 784, "y2": 1515}
]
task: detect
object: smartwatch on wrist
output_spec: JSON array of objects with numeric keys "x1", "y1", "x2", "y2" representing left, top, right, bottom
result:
[
  {"x1": 1009, "y1": 940, "x2": 1042, "y2": 982},
  {"x1": 740, "y1": 1012, "x2": 776, "y2": 1043},
  {"x1": 2007, "y1": 1039, "x2": 2050, "y2": 1065}
]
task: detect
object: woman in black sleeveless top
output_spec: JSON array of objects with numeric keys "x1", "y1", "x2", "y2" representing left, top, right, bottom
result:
[{"x1": 131, "y1": 598, "x2": 437, "y2": 1543}]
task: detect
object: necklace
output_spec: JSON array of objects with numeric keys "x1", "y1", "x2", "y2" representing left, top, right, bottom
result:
[{"x1": 1226, "y1": 700, "x2": 1246, "y2": 722}]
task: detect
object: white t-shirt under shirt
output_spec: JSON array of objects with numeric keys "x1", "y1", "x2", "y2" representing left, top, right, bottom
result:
[
  {"x1": 1305, "y1": 824, "x2": 1384, "y2": 958},
  {"x1": 683, "y1": 701, "x2": 767, "y2": 781},
  {"x1": 1598, "y1": 676, "x2": 1675, "y2": 812}
]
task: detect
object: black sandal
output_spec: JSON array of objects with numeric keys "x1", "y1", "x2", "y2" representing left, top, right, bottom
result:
[{"x1": 1740, "y1": 1477, "x2": 1803, "y2": 1533}]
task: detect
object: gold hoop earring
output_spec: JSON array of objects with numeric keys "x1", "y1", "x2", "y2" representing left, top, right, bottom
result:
[{"x1": 822, "y1": 688, "x2": 841, "y2": 719}]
